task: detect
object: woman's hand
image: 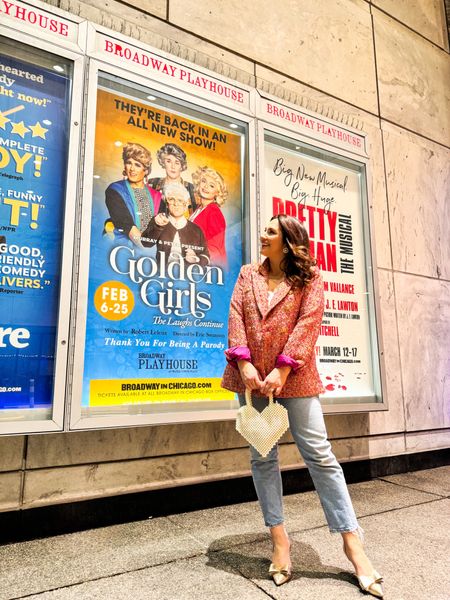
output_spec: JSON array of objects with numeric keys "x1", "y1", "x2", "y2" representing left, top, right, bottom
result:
[
  {"x1": 237, "y1": 360, "x2": 263, "y2": 391},
  {"x1": 129, "y1": 226, "x2": 143, "y2": 247},
  {"x1": 155, "y1": 213, "x2": 169, "y2": 226},
  {"x1": 185, "y1": 248, "x2": 200, "y2": 263},
  {"x1": 261, "y1": 367, "x2": 291, "y2": 396}
]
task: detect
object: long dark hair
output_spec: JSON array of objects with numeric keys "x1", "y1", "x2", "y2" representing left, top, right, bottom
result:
[{"x1": 272, "y1": 214, "x2": 317, "y2": 289}]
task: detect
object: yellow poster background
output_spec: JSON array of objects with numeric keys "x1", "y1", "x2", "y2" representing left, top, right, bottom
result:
[{"x1": 93, "y1": 89, "x2": 242, "y2": 206}]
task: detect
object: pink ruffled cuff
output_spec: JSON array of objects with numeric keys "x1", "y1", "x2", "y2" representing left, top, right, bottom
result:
[
  {"x1": 225, "y1": 345, "x2": 251, "y2": 369},
  {"x1": 275, "y1": 354, "x2": 302, "y2": 371}
]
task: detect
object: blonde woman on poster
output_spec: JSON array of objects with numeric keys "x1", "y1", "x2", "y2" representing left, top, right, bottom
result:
[
  {"x1": 148, "y1": 143, "x2": 196, "y2": 214},
  {"x1": 104, "y1": 143, "x2": 165, "y2": 246},
  {"x1": 141, "y1": 182, "x2": 209, "y2": 267},
  {"x1": 190, "y1": 166, "x2": 228, "y2": 268},
  {"x1": 222, "y1": 215, "x2": 383, "y2": 597}
]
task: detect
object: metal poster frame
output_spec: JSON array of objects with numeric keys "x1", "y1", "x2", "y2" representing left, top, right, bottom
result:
[
  {"x1": 255, "y1": 91, "x2": 387, "y2": 413},
  {"x1": 68, "y1": 26, "x2": 257, "y2": 430},
  {"x1": 0, "y1": 2, "x2": 85, "y2": 434}
]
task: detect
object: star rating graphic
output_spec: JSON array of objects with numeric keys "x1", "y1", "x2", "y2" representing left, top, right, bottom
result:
[
  {"x1": 0, "y1": 105, "x2": 50, "y2": 139},
  {"x1": 29, "y1": 122, "x2": 48, "y2": 139},
  {"x1": 11, "y1": 120, "x2": 30, "y2": 138}
]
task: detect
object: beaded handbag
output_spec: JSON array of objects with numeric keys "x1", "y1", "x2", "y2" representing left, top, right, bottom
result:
[{"x1": 236, "y1": 388, "x2": 289, "y2": 457}]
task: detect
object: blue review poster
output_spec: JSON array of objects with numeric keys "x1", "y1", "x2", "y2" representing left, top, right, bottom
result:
[{"x1": 0, "y1": 53, "x2": 70, "y2": 409}]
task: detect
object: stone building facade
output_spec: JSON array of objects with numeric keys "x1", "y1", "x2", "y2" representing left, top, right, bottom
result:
[{"x1": 0, "y1": 0, "x2": 449, "y2": 514}]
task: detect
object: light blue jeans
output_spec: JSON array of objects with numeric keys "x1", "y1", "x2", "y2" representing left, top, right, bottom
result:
[{"x1": 239, "y1": 394, "x2": 359, "y2": 533}]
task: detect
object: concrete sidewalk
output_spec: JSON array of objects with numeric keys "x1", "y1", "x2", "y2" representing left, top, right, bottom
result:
[{"x1": 0, "y1": 466, "x2": 448, "y2": 600}]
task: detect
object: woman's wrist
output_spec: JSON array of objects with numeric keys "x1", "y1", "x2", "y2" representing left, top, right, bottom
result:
[
  {"x1": 237, "y1": 359, "x2": 252, "y2": 370},
  {"x1": 224, "y1": 346, "x2": 251, "y2": 370},
  {"x1": 275, "y1": 354, "x2": 300, "y2": 371},
  {"x1": 275, "y1": 365, "x2": 291, "y2": 376}
]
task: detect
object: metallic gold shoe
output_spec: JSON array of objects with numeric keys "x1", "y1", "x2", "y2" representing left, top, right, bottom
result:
[
  {"x1": 268, "y1": 563, "x2": 292, "y2": 586},
  {"x1": 356, "y1": 570, "x2": 384, "y2": 598}
]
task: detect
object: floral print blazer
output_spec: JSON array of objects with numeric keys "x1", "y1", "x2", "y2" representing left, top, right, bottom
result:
[{"x1": 221, "y1": 260, "x2": 325, "y2": 398}]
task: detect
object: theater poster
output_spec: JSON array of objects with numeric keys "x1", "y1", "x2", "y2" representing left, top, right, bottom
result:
[
  {"x1": 0, "y1": 52, "x2": 70, "y2": 410},
  {"x1": 80, "y1": 79, "x2": 245, "y2": 409},
  {"x1": 263, "y1": 138, "x2": 377, "y2": 401}
]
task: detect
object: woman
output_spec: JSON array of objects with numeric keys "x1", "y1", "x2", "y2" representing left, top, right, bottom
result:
[
  {"x1": 191, "y1": 166, "x2": 228, "y2": 267},
  {"x1": 105, "y1": 143, "x2": 165, "y2": 246},
  {"x1": 148, "y1": 143, "x2": 196, "y2": 215},
  {"x1": 141, "y1": 182, "x2": 209, "y2": 267},
  {"x1": 221, "y1": 215, "x2": 383, "y2": 597}
]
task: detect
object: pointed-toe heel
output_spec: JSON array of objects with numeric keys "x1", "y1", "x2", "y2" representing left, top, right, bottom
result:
[
  {"x1": 268, "y1": 563, "x2": 292, "y2": 586},
  {"x1": 356, "y1": 570, "x2": 384, "y2": 598}
]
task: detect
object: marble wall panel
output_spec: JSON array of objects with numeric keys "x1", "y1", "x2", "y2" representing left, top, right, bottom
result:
[
  {"x1": 323, "y1": 269, "x2": 406, "y2": 438},
  {"x1": 368, "y1": 269, "x2": 405, "y2": 433},
  {"x1": 22, "y1": 448, "x2": 252, "y2": 507},
  {"x1": 57, "y1": 0, "x2": 254, "y2": 84},
  {"x1": 367, "y1": 432, "x2": 406, "y2": 458},
  {"x1": 118, "y1": 0, "x2": 167, "y2": 19},
  {"x1": 59, "y1": 0, "x2": 166, "y2": 21},
  {"x1": 405, "y1": 429, "x2": 450, "y2": 452},
  {"x1": 170, "y1": 0, "x2": 378, "y2": 113},
  {"x1": 324, "y1": 269, "x2": 406, "y2": 438},
  {"x1": 371, "y1": 0, "x2": 449, "y2": 50},
  {"x1": 0, "y1": 472, "x2": 22, "y2": 512},
  {"x1": 281, "y1": 433, "x2": 405, "y2": 467},
  {"x1": 26, "y1": 421, "x2": 245, "y2": 468},
  {"x1": 325, "y1": 413, "x2": 371, "y2": 439},
  {"x1": 255, "y1": 65, "x2": 392, "y2": 270},
  {"x1": 332, "y1": 433, "x2": 405, "y2": 461},
  {"x1": 279, "y1": 442, "x2": 305, "y2": 468},
  {"x1": 23, "y1": 431, "x2": 411, "y2": 508},
  {"x1": 395, "y1": 272, "x2": 450, "y2": 431},
  {"x1": 0, "y1": 436, "x2": 24, "y2": 472},
  {"x1": 382, "y1": 122, "x2": 450, "y2": 279},
  {"x1": 374, "y1": 9, "x2": 450, "y2": 147}
]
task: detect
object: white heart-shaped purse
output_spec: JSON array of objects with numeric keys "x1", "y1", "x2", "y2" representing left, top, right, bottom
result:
[{"x1": 236, "y1": 389, "x2": 289, "y2": 457}]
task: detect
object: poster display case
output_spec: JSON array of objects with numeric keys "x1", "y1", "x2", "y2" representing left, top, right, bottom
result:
[
  {"x1": 0, "y1": 3, "x2": 84, "y2": 434},
  {"x1": 256, "y1": 93, "x2": 386, "y2": 412},
  {"x1": 69, "y1": 31, "x2": 255, "y2": 429}
]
